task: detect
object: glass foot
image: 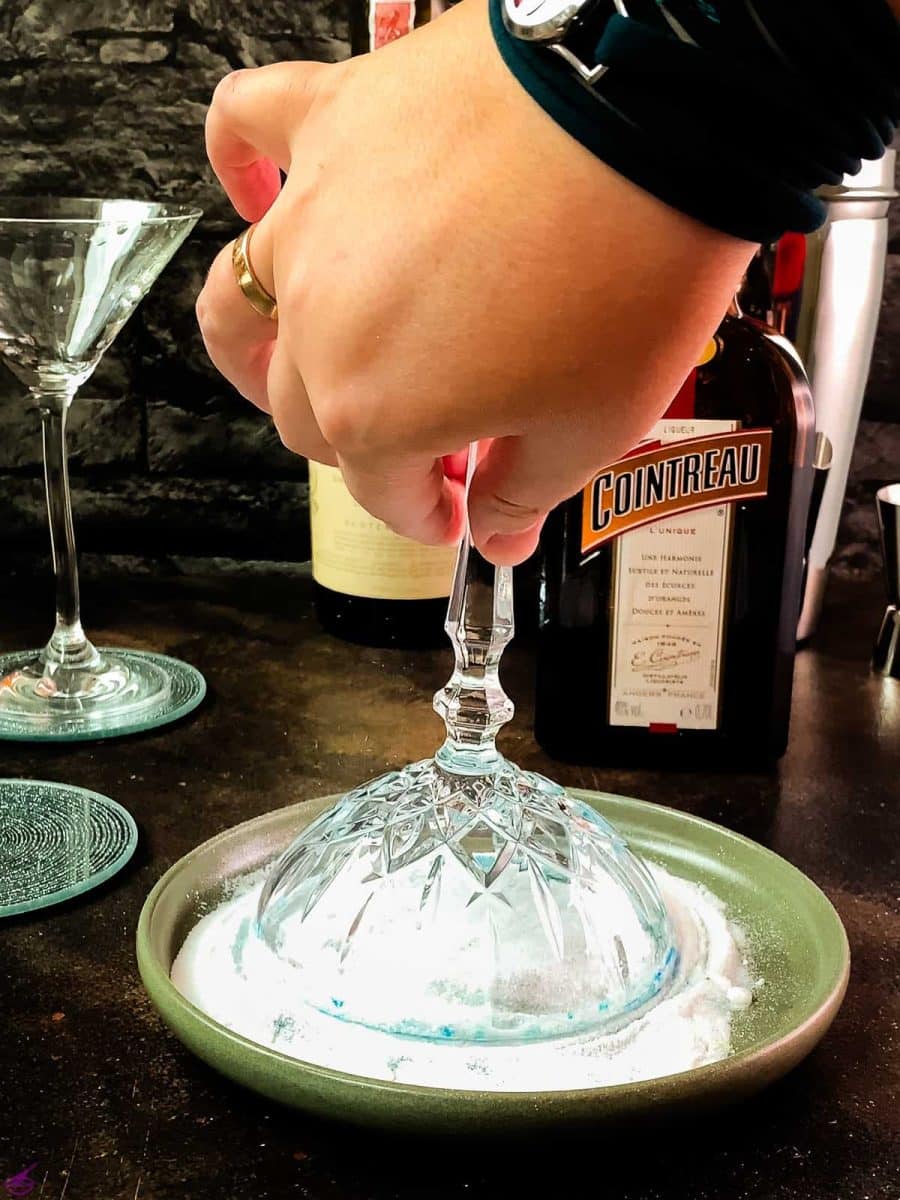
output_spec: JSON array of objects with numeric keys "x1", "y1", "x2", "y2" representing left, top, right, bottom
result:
[
  {"x1": 0, "y1": 648, "x2": 206, "y2": 742},
  {"x1": 0, "y1": 780, "x2": 138, "y2": 917},
  {"x1": 257, "y1": 756, "x2": 678, "y2": 1044}
]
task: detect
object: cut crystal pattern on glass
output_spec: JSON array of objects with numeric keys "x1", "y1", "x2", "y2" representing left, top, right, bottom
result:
[{"x1": 258, "y1": 447, "x2": 677, "y2": 1044}]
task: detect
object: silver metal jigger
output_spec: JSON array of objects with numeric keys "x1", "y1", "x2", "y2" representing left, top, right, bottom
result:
[{"x1": 873, "y1": 484, "x2": 900, "y2": 678}]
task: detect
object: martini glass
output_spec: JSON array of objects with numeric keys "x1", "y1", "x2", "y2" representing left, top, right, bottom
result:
[
  {"x1": 0, "y1": 197, "x2": 205, "y2": 742},
  {"x1": 257, "y1": 447, "x2": 677, "y2": 1045}
]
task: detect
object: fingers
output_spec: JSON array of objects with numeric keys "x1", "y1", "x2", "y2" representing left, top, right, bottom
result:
[
  {"x1": 338, "y1": 451, "x2": 467, "y2": 547},
  {"x1": 196, "y1": 199, "x2": 335, "y2": 462},
  {"x1": 469, "y1": 432, "x2": 610, "y2": 565},
  {"x1": 194, "y1": 214, "x2": 322, "y2": 466},
  {"x1": 206, "y1": 61, "x2": 329, "y2": 221},
  {"x1": 195, "y1": 221, "x2": 279, "y2": 412},
  {"x1": 442, "y1": 448, "x2": 471, "y2": 486},
  {"x1": 267, "y1": 340, "x2": 337, "y2": 466}
]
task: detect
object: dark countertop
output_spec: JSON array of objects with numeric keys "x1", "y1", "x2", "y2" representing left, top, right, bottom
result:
[{"x1": 1, "y1": 570, "x2": 898, "y2": 1200}]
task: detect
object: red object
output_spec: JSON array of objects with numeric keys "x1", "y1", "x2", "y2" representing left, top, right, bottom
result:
[
  {"x1": 649, "y1": 723, "x2": 678, "y2": 734},
  {"x1": 372, "y1": 1, "x2": 416, "y2": 47},
  {"x1": 441, "y1": 450, "x2": 470, "y2": 484},
  {"x1": 772, "y1": 232, "x2": 807, "y2": 300},
  {"x1": 664, "y1": 367, "x2": 697, "y2": 419}
]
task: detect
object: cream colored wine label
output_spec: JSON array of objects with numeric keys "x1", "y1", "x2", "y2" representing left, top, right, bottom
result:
[
  {"x1": 309, "y1": 462, "x2": 455, "y2": 601},
  {"x1": 600, "y1": 419, "x2": 770, "y2": 732}
]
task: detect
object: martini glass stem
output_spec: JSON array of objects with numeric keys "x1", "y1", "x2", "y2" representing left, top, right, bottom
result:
[
  {"x1": 35, "y1": 388, "x2": 97, "y2": 673},
  {"x1": 434, "y1": 444, "x2": 514, "y2": 775}
]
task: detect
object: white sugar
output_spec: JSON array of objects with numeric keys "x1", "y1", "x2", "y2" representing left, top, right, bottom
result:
[{"x1": 171, "y1": 865, "x2": 753, "y2": 1092}]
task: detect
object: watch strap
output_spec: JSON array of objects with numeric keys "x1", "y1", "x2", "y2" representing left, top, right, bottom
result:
[
  {"x1": 491, "y1": 0, "x2": 898, "y2": 244},
  {"x1": 489, "y1": 0, "x2": 827, "y2": 243}
]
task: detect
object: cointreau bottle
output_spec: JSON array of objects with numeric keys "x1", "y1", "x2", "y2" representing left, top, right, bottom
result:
[{"x1": 534, "y1": 302, "x2": 815, "y2": 768}]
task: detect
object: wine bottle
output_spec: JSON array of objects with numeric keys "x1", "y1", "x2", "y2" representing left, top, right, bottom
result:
[
  {"x1": 309, "y1": 462, "x2": 455, "y2": 649},
  {"x1": 534, "y1": 302, "x2": 815, "y2": 768},
  {"x1": 310, "y1": 1, "x2": 455, "y2": 649}
]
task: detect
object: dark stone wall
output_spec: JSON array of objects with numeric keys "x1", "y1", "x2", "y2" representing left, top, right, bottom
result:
[
  {"x1": 0, "y1": 0, "x2": 351, "y2": 565},
  {"x1": 0, "y1": 0, "x2": 897, "y2": 578}
]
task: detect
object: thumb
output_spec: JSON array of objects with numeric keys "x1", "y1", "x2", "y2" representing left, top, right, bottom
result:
[
  {"x1": 205, "y1": 61, "x2": 329, "y2": 222},
  {"x1": 468, "y1": 432, "x2": 617, "y2": 566}
]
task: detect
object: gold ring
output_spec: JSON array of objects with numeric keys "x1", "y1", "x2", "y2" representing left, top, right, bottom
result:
[{"x1": 232, "y1": 224, "x2": 278, "y2": 321}]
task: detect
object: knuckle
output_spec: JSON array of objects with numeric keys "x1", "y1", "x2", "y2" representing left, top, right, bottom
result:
[
  {"x1": 282, "y1": 64, "x2": 320, "y2": 110},
  {"x1": 307, "y1": 61, "x2": 344, "y2": 111},
  {"x1": 268, "y1": 389, "x2": 307, "y2": 457},
  {"x1": 194, "y1": 288, "x2": 222, "y2": 346},
  {"x1": 313, "y1": 382, "x2": 394, "y2": 456},
  {"x1": 194, "y1": 288, "x2": 214, "y2": 335},
  {"x1": 275, "y1": 423, "x2": 304, "y2": 457},
  {"x1": 276, "y1": 273, "x2": 309, "y2": 323},
  {"x1": 313, "y1": 394, "x2": 360, "y2": 453},
  {"x1": 267, "y1": 394, "x2": 301, "y2": 454},
  {"x1": 211, "y1": 68, "x2": 253, "y2": 111}
]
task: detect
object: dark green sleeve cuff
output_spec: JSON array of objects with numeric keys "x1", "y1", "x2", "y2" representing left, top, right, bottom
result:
[{"x1": 489, "y1": 0, "x2": 898, "y2": 245}]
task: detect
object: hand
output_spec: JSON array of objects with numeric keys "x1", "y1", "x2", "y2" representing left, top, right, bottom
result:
[{"x1": 196, "y1": 0, "x2": 755, "y2": 564}]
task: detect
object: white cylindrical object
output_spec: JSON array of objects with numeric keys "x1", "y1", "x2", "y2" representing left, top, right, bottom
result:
[{"x1": 796, "y1": 152, "x2": 897, "y2": 640}]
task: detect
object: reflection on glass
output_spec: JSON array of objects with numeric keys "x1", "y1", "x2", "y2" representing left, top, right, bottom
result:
[
  {"x1": 0, "y1": 198, "x2": 204, "y2": 742},
  {"x1": 258, "y1": 447, "x2": 677, "y2": 1045}
]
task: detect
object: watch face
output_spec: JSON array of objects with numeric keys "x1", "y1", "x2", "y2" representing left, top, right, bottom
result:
[{"x1": 501, "y1": 0, "x2": 588, "y2": 41}]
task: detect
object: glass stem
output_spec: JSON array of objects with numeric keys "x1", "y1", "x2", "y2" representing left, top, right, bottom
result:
[
  {"x1": 434, "y1": 444, "x2": 515, "y2": 775},
  {"x1": 35, "y1": 389, "x2": 96, "y2": 674}
]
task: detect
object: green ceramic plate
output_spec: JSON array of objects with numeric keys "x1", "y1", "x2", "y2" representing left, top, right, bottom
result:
[{"x1": 136, "y1": 791, "x2": 849, "y2": 1135}]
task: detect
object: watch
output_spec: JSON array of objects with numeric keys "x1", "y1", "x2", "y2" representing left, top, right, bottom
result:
[{"x1": 501, "y1": 0, "x2": 629, "y2": 87}]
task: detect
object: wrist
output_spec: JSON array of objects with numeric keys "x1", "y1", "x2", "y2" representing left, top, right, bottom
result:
[{"x1": 490, "y1": 0, "x2": 899, "y2": 243}]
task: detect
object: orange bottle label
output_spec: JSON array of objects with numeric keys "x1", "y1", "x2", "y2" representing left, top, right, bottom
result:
[{"x1": 581, "y1": 427, "x2": 772, "y2": 555}]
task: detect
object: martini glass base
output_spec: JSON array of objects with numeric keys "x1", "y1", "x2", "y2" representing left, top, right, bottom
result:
[
  {"x1": 0, "y1": 779, "x2": 138, "y2": 916},
  {"x1": 0, "y1": 648, "x2": 206, "y2": 742}
]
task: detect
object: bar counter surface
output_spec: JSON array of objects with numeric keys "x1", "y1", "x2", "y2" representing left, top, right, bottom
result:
[{"x1": 1, "y1": 569, "x2": 897, "y2": 1200}]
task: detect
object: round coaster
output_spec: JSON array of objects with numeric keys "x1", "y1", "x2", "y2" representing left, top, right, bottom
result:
[
  {"x1": 0, "y1": 648, "x2": 206, "y2": 742},
  {"x1": 0, "y1": 780, "x2": 138, "y2": 917}
]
